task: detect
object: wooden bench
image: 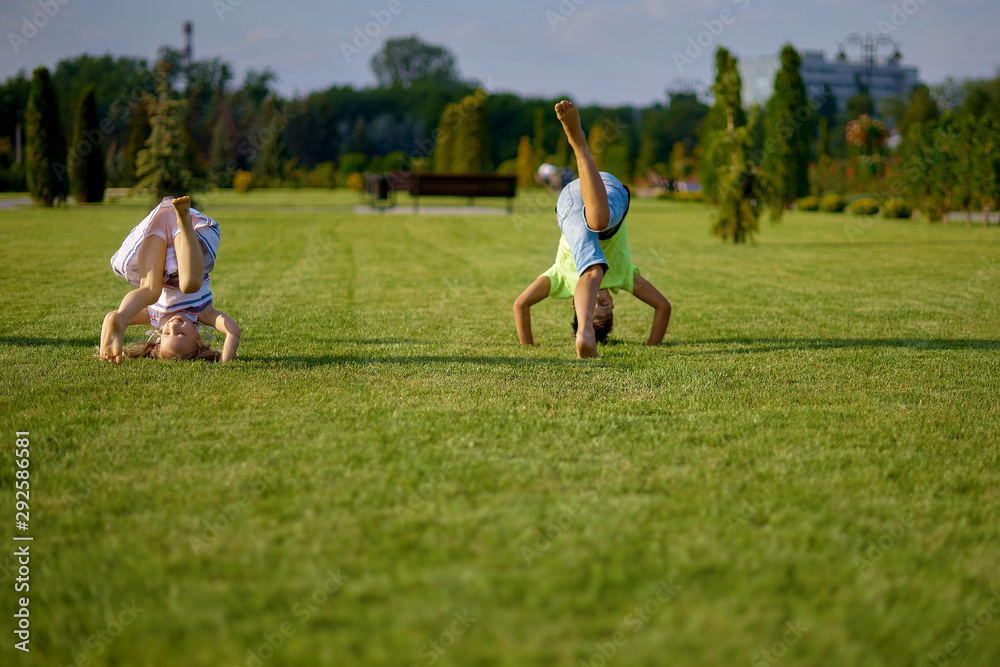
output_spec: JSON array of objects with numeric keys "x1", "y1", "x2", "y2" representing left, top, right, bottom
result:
[{"x1": 409, "y1": 173, "x2": 517, "y2": 213}]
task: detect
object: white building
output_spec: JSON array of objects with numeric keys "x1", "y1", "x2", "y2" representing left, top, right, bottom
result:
[{"x1": 741, "y1": 49, "x2": 920, "y2": 113}]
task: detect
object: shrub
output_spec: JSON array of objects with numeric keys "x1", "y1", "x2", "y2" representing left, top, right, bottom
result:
[
  {"x1": 819, "y1": 194, "x2": 847, "y2": 213},
  {"x1": 882, "y1": 199, "x2": 912, "y2": 219},
  {"x1": 309, "y1": 162, "x2": 335, "y2": 188},
  {"x1": 346, "y1": 172, "x2": 364, "y2": 192},
  {"x1": 655, "y1": 189, "x2": 704, "y2": 203},
  {"x1": 234, "y1": 170, "x2": 253, "y2": 193},
  {"x1": 849, "y1": 198, "x2": 880, "y2": 216},
  {"x1": 796, "y1": 196, "x2": 820, "y2": 211}
]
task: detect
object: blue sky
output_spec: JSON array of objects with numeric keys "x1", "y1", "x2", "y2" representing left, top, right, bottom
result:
[{"x1": 2, "y1": 0, "x2": 998, "y2": 105}]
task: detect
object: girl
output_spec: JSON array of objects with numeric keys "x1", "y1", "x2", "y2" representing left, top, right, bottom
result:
[
  {"x1": 513, "y1": 101, "x2": 671, "y2": 358},
  {"x1": 99, "y1": 196, "x2": 240, "y2": 363}
]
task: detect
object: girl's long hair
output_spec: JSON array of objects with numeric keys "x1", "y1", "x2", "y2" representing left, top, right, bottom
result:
[{"x1": 123, "y1": 340, "x2": 222, "y2": 362}]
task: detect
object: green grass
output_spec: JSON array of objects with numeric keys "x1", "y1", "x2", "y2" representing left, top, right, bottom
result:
[{"x1": 2, "y1": 189, "x2": 999, "y2": 667}]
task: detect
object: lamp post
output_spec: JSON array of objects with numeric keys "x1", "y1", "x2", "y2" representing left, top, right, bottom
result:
[{"x1": 837, "y1": 33, "x2": 901, "y2": 115}]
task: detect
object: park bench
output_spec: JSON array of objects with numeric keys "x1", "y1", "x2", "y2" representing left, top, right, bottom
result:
[{"x1": 409, "y1": 173, "x2": 517, "y2": 213}]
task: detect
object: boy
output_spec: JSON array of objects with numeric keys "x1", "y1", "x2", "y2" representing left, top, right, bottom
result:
[{"x1": 513, "y1": 101, "x2": 671, "y2": 358}]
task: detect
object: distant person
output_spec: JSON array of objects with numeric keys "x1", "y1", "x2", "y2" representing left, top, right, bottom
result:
[
  {"x1": 513, "y1": 101, "x2": 671, "y2": 358},
  {"x1": 536, "y1": 163, "x2": 561, "y2": 191},
  {"x1": 99, "y1": 196, "x2": 241, "y2": 363}
]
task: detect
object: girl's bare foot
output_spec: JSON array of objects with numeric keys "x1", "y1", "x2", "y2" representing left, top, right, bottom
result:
[
  {"x1": 171, "y1": 196, "x2": 192, "y2": 228},
  {"x1": 555, "y1": 100, "x2": 587, "y2": 148},
  {"x1": 100, "y1": 311, "x2": 125, "y2": 364}
]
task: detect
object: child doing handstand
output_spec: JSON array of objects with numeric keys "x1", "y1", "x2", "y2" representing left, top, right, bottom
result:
[
  {"x1": 99, "y1": 196, "x2": 241, "y2": 363},
  {"x1": 513, "y1": 100, "x2": 671, "y2": 358}
]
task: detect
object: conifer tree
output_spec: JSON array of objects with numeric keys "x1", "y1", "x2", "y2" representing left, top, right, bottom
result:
[
  {"x1": 433, "y1": 103, "x2": 459, "y2": 173},
  {"x1": 762, "y1": 44, "x2": 813, "y2": 217},
  {"x1": 452, "y1": 91, "x2": 491, "y2": 173},
  {"x1": 516, "y1": 136, "x2": 534, "y2": 189},
  {"x1": 971, "y1": 116, "x2": 1000, "y2": 227},
  {"x1": 68, "y1": 84, "x2": 106, "y2": 203},
  {"x1": 25, "y1": 66, "x2": 68, "y2": 206},
  {"x1": 134, "y1": 61, "x2": 199, "y2": 200},
  {"x1": 587, "y1": 124, "x2": 605, "y2": 172},
  {"x1": 208, "y1": 117, "x2": 234, "y2": 188},
  {"x1": 712, "y1": 106, "x2": 765, "y2": 243},
  {"x1": 700, "y1": 48, "x2": 746, "y2": 202},
  {"x1": 122, "y1": 97, "x2": 150, "y2": 188}
]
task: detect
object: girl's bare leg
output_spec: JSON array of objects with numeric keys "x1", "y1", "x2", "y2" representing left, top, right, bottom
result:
[
  {"x1": 101, "y1": 235, "x2": 166, "y2": 363},
  {"x1": 171, "y1": 196, "x2": 205, "y2": 294},
  {"x1": 555, "y1": 100, "x2": 610, "y2": 231}
]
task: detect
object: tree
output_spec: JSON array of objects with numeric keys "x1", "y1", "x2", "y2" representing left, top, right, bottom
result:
[
  {"x1": 762, "y1": 44, "x2": 813, "y2": 217},
  {"x1": 516, "y1": 136, "x2": 534, "y2": 188},
  {"x1": 900, "y1": 121, "x2": 934, "y2": 220},
  {"x1": 700, "y1": 48, "x2": 746, "y2": 202},
  {"x1": 25, "y1": 66, "x2": 68, "y2": 206},
  {"x1": 929, "y1": 113, "x2": 958, "y2": 223},
  {"x1": 971, "y1": 116, "x2": 999, "y2": 227},
  {"x1": 713, "y1": 106, "x2": 765, "y2": 243},
  {"x1": 370, "y1": 36, "x2": 460, "y2": 89},
  {"x1": 433, "y1": 103, "x2": 459, "y2": 172},
  {"x1": 899, "y1": 84, "x2": 939, "y2": 135},
  {"x1": 451, "y1": 91, "x2": 491, "y2": 173},
  {"x1": 254, "y1": 110, "x2": 289, "y2": 187},
  {"x1": 587, "y1": 124, "x2": 605, "y2": 172},
  {"x1": 121, "y1": 97, "x2": 151, "y2": 187},
  {"x1": 208, "y1": 117, "x2": 234, "y2": 188},
  {"x1": 68, "y1": 84, "x2": 106, "y2": 203},
  {"x1": 134, "y1": 62, "x2": 200, "y2": 200}
]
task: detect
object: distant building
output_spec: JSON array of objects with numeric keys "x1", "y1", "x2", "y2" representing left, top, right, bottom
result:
[{"x1": 741, "y1": 48, "x2": 920, "y2": 113}]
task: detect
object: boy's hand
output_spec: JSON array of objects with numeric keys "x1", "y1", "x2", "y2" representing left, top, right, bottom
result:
[
  {"x1": 632, "y1": 274, "x2": 671, "y2": 345},
  {"x1": 514, "y1": 276, "x2": 551, "y2": 346}
]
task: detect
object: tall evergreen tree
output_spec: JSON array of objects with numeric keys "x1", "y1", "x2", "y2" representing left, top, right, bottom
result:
[
  {"x1": 68, "y1": 84, "x2": 106, "y2": 203},
  {"x1": 972, "y1": 116, "x2": 1000, "y2": 227},
  {"x1": 929, "y1": 113, "x2": 958, "y2": 223},
  {"x1": 587, "y1": 124, "x2": 606, "y2": 172},
  {"x1": 208, "y1": 117, "x2": 234, "y2": 188},
  {"x1": 134, "y1": 62, "x2": 200, "y2": 200},
  {"x1": 713, "y1": 106, "x2": 765, "y2": 243},
  {"x1": 25, "y1": 66, "x2": 68, "y2": 206},
  {"x1": 254, "y1": 120, "x2": 288, "y2": 187},
  {"x1": 700, "y1": 48, "x2": 746, "y2": 202},
  {"x1": 122, "y1": 97, "x2": 151, "y2": 187},
  {"x1": 451, "y1": 91, "x2": 491, "y2": 173},
  {"x1": 762, "y1": 44, "x2": 813, "y2": 217},
  {"x1": 516, "y1": 136, "x2": 534, "y2": 189},
  {"x1": 433, "y1": 103, "x2": 459, "y2": 172}
]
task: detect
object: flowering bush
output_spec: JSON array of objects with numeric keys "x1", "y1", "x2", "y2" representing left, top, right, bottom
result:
[
  {"x1": 849, "y1": 198, "x2": 880, "y2": 216},
  {"x1": 882, "y1": 199, "x2": 912, "y2": 219},
  {"x1": 234, "y1": 171, "x2": 253, "y2": 193},
  {"x1": 796, "y1": 196, "x2": 820, "y2": 211},
  {"x1": 846, "y1": 115, "x2": 889, "y2": 148},
  {"x1": 819, "y1": 194, "x2": 847, "y2": 213}
]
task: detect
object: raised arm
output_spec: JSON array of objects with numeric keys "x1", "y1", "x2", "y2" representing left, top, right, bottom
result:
[
  {"x1": 513, "y1": 276, "x2": 551, "y2": 345},
  {"x1": 199, "y1": 305, "x2": 242, "y2": 362},
  {"x1": 632, "y1": 273, "x2": 671, "y2": 346}
]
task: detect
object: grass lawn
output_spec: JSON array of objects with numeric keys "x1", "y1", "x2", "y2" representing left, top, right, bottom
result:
[{"x1": 1, "y1": 188, "x2": 999, "y2": 667}]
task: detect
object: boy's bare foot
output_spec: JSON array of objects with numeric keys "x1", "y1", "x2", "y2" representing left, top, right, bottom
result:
[
  {"x1": 555, "y1": 100, "x2": 587, "y2": 148},
  {"x1": 576, "y1": 329, "x2": 599, "y2": 359},
  {"x1": 100, "y1": 311, "x2": 125, "y2": 364},
  {"x1": 171, "y1": 196, "x2": 192, "y2": 228}
]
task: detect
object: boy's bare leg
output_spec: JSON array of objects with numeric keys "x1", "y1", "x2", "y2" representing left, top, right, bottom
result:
[
  {"x1": 574, "y1": 265, "x2": 604, "y2": 358},
  {"x1": 555, "y1": 100, "x2": 610, "y2": 231},
  {"x1": 171, "y1": 196, "x2": 205, "y2": 294}
]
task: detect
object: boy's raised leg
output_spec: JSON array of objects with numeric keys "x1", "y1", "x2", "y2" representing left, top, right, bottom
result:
[
  {"x1": 171, "y1": 196, "x2": 205, "y2": 294},
  {"x1": 555, "y1": 100, "x2": 610, "y2": 231}
]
